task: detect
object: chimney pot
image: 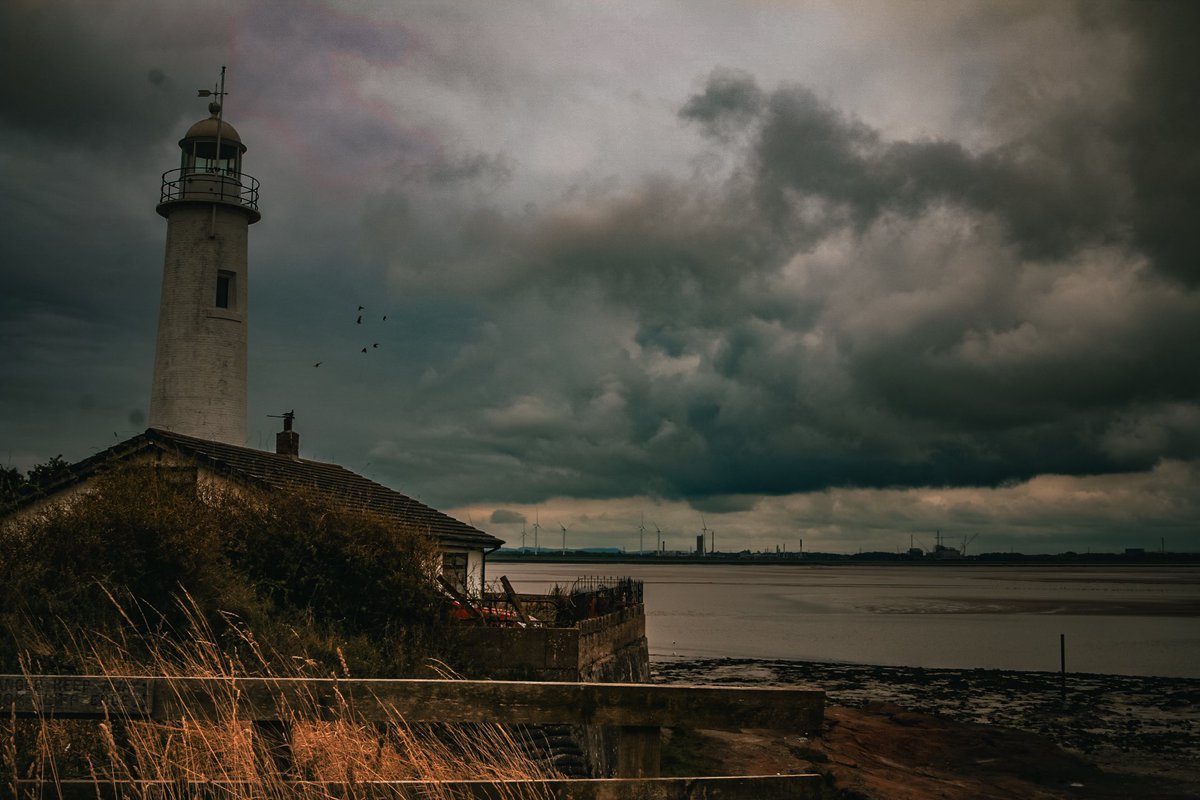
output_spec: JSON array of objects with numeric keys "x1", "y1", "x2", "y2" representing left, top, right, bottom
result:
[{"x1": 276, "y1": 414, "x2": 299, "y2": 457}]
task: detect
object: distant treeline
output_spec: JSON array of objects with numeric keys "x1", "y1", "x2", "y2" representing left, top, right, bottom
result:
[{"x1": 0, "y1": 455, "x2": 73, "y2": 508}]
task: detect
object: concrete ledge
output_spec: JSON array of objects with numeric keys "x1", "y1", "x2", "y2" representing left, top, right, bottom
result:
[
  {"x1": 4, "y1": 675, "x2": 824, "y2": 732},
  {"x1": 16, "y1": 775, "x2": 826, "y2": 799}
]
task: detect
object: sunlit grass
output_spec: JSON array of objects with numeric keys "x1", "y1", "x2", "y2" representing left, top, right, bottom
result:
[{"x1": 4, "y1": 593, "x2": 560, "y2": 799}]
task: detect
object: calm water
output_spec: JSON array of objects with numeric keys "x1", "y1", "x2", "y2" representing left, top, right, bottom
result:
[{"x1": 498, "y1": 563, "x2": 1200, "y2": 678}]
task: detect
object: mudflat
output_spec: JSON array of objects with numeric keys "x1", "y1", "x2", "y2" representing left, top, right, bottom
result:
[{"x1": 656, "y1": 657, "x2": 1200, "y2": 798}]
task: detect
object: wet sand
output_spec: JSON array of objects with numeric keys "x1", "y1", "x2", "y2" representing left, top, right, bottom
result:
[{"x1": 654, "y1": 656, "x2": 1200, "y2": 790}]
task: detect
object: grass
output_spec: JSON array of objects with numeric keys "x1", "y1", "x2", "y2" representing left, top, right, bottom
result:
[{"x1": 3, "y1": 594, "x2": 561, "y2": 799}]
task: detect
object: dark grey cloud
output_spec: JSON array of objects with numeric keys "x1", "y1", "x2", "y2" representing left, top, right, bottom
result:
[
  {"x1": 355, "y1": 3, "x2": 1200, "y2": 510},
  {"x1": 678, "y1": 68, "x2": 764, "y2": 142},
  {"x1": 1110, "y1": 1, "x2": 1200, "y2": 287},
  {"x1": 2, "y1": 1, "x2": 1197, "y2": 554},
  {"x1": 730, "y1": 78, "x2": 1125, "y2": 264},
  {"x1": 489, "y1": 509, "x2": 526, "y2": 524},
  {"x1": 0, "y1": 2, "x2": 221, "y2": 154}
]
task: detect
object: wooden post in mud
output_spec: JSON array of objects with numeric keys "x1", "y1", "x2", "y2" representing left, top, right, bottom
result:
[
  {"x1": 1060, "y1": 633, "x2": 1066, "y2": 703},
  {"x1": 439, "y1": 575, "x2": 484, "y2": 622},
  {"x1": 500, "y1": 575, "x2": 532, "y2": 626}
]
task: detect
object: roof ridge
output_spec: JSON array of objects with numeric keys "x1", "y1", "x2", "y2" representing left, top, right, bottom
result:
[{"x1": 143, "y1": 428, "x2": 501, "y2": 548}]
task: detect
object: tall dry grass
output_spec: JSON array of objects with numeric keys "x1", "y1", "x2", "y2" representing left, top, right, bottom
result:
[{"x1": 4, "y1": 594, "x2": 560, "y2": 799}]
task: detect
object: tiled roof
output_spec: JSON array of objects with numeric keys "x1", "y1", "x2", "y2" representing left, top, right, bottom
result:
[{"x1": 11, "y1": 429, "x2": 503, "y2": 550}]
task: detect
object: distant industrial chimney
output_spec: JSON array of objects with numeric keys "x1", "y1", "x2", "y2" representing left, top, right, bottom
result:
[{"x1": 275, "y1": 410, "x2": 299, "y2": 457}]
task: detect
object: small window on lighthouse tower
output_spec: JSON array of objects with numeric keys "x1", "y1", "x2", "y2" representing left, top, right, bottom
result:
[{"x1": 215, "y1": 271, "x2": 235, "y2": 309}]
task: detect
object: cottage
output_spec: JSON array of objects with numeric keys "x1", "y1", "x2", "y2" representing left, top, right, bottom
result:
[{"x1": 4, "y1": 424, "x2": 502, "y2": 594}]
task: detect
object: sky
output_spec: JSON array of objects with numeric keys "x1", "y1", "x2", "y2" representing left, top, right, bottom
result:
[{"x1": 2, "y1": 0, "x2": 1198, "y2": 555}]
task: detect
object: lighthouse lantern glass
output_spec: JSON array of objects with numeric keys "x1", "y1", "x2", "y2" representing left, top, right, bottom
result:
[{"x1": 182, "y1": 140, "x2": 241, "y2": 177}]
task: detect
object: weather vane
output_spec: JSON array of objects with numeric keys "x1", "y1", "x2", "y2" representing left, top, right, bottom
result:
[
  {"x1": 196, "y1": 65, "x2": 228, "y2": 114},
  {"x1": 267, "y1": 410, "x2": 296, "y2": 431}
]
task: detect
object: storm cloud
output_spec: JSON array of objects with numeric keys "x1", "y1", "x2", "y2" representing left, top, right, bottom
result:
[
  {"x1": 361, "y1": 10, "x2": 1200, "y2": 505},
  {"x1": 2, "y1": 1, "x2": 1197, "y2": 552}
]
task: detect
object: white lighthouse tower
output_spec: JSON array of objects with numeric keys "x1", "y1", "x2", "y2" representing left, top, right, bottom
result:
[{"x1": 149, "y1": 70, "x2": 261, "y2": 444}]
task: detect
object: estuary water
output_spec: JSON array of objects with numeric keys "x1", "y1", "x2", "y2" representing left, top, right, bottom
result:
[{"x1": 498, "y1": 562, "x2": 1200, "y2": 678}]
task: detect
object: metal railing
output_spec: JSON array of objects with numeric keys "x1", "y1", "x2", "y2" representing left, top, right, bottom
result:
[
  {"x1": 479, "y1": 576, "x2": 644, "y2": 628},
  {"x1": 566, "y1": 575, "x2": 643, "y2": 603},
  {"x1": 159, "y1": 166, "x2": 260, "y2": 212},
  {"x1": 552, "y1": 576, "x2": 643, "y2": 627}
]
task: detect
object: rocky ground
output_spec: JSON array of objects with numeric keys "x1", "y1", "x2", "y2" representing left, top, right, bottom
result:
[{"x1": 654, "y1": 657, "x2": 1200, "y2": 799}]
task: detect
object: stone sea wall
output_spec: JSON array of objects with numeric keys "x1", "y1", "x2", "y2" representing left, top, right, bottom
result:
[
  {"x1": 451, "y1": 603, "x2": 650, "y2": 777},
  {"x1": 451, "y1": 603, "x2": 650, "y2": 683}
]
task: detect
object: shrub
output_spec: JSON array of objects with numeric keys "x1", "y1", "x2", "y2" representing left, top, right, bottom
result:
[{"x1": 0, "y1": 463, "x2": 449, "y2": 676}]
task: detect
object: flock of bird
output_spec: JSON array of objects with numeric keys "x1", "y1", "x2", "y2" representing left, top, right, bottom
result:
[{"x1": 313, "y1": 305, "x2": 389, "y2": 368}]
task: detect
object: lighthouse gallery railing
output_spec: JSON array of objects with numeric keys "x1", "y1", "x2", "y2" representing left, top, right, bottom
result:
[{"x1": 159, "y1": 166, "x2": 260, "y2": 212}]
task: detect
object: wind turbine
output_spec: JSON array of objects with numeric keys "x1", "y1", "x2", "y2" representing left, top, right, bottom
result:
[
  {"x1": 533, "y1": 510, "x2": 540, "y2": 555},
  {"x1": 700, "y1": 515, "x2": 711, "y2": 555},
  {"x1": 521, "y1": 522, "x2": 527, "y2": 551},
  {"x1": 638, "y1": 513, "x2": 646, "y2": 555},
  {"x1": 654, "y1": 523, "x2": 662, "y2": 555},
  {"x1": 559, "y1": 522, "x2": 567, "y2": 555}
]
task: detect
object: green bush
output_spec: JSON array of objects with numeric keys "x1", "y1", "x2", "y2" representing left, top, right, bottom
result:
[{"x1": 0, "y1": 463, "x2": 449, "y2": 676}]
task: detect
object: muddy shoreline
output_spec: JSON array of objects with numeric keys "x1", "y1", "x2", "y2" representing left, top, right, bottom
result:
[{"x1": 652, "y1": 656, "x2": 1200, "y2": 788}]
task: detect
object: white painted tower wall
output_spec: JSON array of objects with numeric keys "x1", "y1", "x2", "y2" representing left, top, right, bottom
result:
[{"x1": 149, "y1": 203, "x2": 251, "y2": 444}]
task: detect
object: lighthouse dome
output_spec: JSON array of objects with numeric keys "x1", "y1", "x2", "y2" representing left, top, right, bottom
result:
[{"x1": 181, "y1": 107, "x2": 247, "y2": 152}]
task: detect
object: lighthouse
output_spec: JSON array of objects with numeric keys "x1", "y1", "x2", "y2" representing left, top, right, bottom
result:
[{"x1": 148, "y1": 71, "x2": 261, "y2": 444}]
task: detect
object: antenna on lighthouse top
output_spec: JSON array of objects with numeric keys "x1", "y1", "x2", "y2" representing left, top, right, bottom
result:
[
  {"x1": 195, "y1": 66, "x2": 229, "y2": 238},
  {"x1": 196, "y1": 65, "x2": 228, "y2": 114}
]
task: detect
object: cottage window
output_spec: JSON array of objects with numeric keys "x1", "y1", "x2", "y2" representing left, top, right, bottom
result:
[{"x1": 441, "y1": 552, "x2": 469, "y2": 594}]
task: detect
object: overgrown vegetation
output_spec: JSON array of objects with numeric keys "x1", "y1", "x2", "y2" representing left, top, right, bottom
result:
[
  {"x1": 0, "y1": 463, "x2": 563, "y2": 797},
  {"x1": 3, "y1": 598, "x2": 558, "y2": 798},
  {"x1": 0, "y1": 462, "x2": 450, "y2": 677}
]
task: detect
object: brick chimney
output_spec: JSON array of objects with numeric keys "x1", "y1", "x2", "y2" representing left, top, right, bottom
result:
[{"x1": 275, "y1": 410, "x2": 299, "y2": 457}]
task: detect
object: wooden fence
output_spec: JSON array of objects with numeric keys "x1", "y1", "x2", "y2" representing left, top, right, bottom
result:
[{"x1": 3, "y1": 674, "x2": 825, "y2": 799}]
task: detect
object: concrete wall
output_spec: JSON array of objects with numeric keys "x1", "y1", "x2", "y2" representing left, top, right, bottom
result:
[
  {"x1": 578, "y1": 604, "x2": 650, "y2": 683},
  {"x1": 149, "y1": 202, "x2": 252, "y2": 445},
  {"x1": 450, "y1": 603, "x2": 650, "y2": 684},
  {"x1": 467, "y1": 548, "x2": 484, "y2": 595},
  {"x1": 453, "y1": 626, "x2": 580, "y2": 682}
]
